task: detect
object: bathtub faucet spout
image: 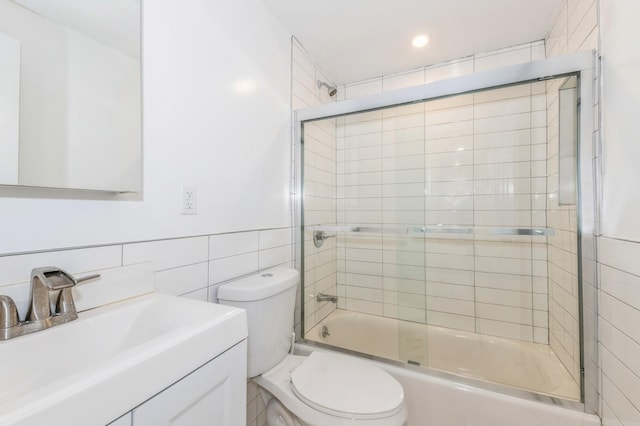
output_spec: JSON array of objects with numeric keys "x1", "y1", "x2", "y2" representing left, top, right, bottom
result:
[{"x1": 316, "y1": 293, "x2": 338, "y2": 303}]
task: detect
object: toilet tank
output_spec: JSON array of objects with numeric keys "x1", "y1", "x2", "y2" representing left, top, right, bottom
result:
[{"x1": 217, "y1": 267, "x2": 299, "y2": 378}]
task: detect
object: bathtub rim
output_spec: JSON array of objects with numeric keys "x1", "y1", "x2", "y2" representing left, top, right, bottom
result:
[{"x1": 294, "y1": 340, "x2": 586, "y2": 414}]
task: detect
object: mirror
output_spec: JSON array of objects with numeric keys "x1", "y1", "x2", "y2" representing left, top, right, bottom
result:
[{"x1": 0, "y1": 0, "x2": 141, "y2": 192}]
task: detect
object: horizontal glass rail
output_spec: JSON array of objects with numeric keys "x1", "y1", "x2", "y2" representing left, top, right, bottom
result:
[{"x1": 307, "y1": 225, "x2": 555, "y2": 236}]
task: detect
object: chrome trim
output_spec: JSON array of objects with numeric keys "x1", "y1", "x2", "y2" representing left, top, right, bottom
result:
[
  {"x1": 296, "y1": 51, "x2": 594, "y2": 122},
  {"x1": 307, "y1": 225, "x2": 555, "y2": 237},
  {"x1": 295, "y1": 341, "x2": 586, "y2": 412},
  {"x1": 294, "y1": 51, "x2": 597, "y2": 413}
]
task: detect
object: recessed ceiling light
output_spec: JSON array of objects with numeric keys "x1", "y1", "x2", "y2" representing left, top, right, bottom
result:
[{"x1": 412, "y1": 35, "x2": 429, "y2": 48}]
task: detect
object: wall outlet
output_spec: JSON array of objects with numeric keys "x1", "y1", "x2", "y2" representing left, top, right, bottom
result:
[{"x1": 182, "y1": 187, "x2": 197, "y2": 215}]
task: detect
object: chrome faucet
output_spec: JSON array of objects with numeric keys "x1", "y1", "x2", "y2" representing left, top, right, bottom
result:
[
  {"x1": 0, "y1": 267, "x2": 100, "y2": 341},
  {"x1": 316, "y1": 293, "x2": 338, "y2": 303}
]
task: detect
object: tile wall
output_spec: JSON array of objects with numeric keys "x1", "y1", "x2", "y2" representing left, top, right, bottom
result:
[
  {"x1": 547, "y1": 0, "x2": 640, "y2": 423},
  {"x1": 292, "y1": 38, "x2": 339, "y2": 335},
  {"x1": 0, "y1": 227, "x2": 292, "y2": 311},
  {"x1": 597, "y1": 0, "x2": 640, "y2": 423},
  {"x1": 545, "y1": 0, "x2": 600, "y2": 414},
  {"x1": 330, "y1": 41, "x2": 551, "y2": 343}
]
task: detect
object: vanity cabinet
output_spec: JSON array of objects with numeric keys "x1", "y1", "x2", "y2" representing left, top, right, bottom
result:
[{"x1": 109, "y1": 341, "x2": 247, "y2": 426}]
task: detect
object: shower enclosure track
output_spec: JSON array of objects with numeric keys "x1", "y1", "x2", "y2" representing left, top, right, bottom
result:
[{"x1": 308, "y1": 225, "x2": 555, "y2": 236}]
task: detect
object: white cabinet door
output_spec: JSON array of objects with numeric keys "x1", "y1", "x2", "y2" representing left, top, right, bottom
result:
[{"x1": 133, "y1": 341, "x2": 247, "y2": 426}]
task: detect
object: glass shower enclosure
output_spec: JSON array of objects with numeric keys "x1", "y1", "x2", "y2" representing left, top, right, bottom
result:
[{"x1": 295, "y1": 52, "x2": 597, "y2": 410}]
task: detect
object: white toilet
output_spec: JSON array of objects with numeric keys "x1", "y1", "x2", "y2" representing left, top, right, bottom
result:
[{"x1": 217, "y1": 267, "x2": 408, "y2": 426}]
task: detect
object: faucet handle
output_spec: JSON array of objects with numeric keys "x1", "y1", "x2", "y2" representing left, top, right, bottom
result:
[
  {"x1": 0, "y1": 295, "x2": 19, "y2": 329},
  {"x1": 56, "y1": 288, "x2": 77, "y2": 316}
]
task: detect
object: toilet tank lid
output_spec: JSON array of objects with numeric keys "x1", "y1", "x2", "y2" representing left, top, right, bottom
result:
[{"x1": 217, "y1": 267, "x2": 299, "y2": 302}]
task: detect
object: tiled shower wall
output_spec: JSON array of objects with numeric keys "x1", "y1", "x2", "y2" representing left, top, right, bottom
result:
[
  {"x1": 545, "y1": 0, "x2": 598, "y2": 401},
  {"x1": 291, "y1": 38, "x2": 338, "y2": 334},
  {"x1": 335, "y1": 80, "x2": 549, "y2": 343},
  {"x1": 330, "y1": 41, "x2": 551, "y2": 343}
]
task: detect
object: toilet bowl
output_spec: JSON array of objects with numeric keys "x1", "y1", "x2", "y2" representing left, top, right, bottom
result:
[
  {"x1": 217, "y1": 268, "x2": 407, "y2": 426},
  {"x1": 255, "y1": 352, "x2": 406, "y2": 425}
]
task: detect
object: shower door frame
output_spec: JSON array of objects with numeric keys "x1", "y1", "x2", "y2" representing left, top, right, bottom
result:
[{"x1": 294, "y1": 50, "x2": 597, "y2": 413}]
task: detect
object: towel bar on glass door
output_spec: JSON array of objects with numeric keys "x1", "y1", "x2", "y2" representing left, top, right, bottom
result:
[{"x1": 307, "y1": 225, "x2": 554, "y2": 237}]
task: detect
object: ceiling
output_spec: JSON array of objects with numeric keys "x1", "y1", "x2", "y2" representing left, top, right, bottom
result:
[{"x1": 263, "y1": 0, "x2": 563, "y2": 84}]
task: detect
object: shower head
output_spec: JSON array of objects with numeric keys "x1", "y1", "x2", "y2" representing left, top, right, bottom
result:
[{"x1": 317, "y1": 80, "x2": 337, "y2": 97}]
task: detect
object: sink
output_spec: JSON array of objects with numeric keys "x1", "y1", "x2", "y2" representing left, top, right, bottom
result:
[{"x1": 0, "y1": 293, "x2": 247, "y2": 425}]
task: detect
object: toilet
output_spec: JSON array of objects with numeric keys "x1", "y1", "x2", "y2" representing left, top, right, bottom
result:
[{"x1": 217, "y1": 267, "x2": 408, "y2": 426}]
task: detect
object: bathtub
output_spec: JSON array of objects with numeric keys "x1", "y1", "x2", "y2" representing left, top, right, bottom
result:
[{"x1": 300, "y1": 310, "x2": 601, "y2": 426}]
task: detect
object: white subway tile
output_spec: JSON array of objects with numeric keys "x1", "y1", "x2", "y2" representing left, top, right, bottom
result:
[
  {"x1": 425, "y1": 58, "x2": 474, "y2": 82},
  {"x1": 474, "y1": 113, "x2": 531, "y2": 134},
  {"x1": 382, "y1": 155, "x2": 424, "y2": 171},
  {"x1": 599, "y1": 237, "x2": 640, "y2": 279},
  {"x1": 426, "y1": 282, "x2": 474, "y2": 301},
  {"x1": 180, "y1": 287, "x2": 208, "y2": 302},
  {"x1": 209, "y1": 231, "x2": 259, "y2": 260},
  {"x1": 383, "y1": 69, "x2": 425, "y2": 91},
  {"x1": 345, "y1": 286, "x2": 383, "y2": 303},
  {"x1": 209, "y1": 252, "x2": 259, "y2": 285},
  {"x1": 474, "y1": 46, "x2": 532, "y2": 72},
  {"x1": 476, "y1": 287, "x2": 532, "y2": 309},
  {"x1": 383, "y1": 127, "x2": 424, "y2": 144},
  {"x1": 476, "y1": 318, "x2": 533, "y2": 341},
  {"x1": 383, "y1": 112, "x2": 424, "y2": 131},
  {"x1": 427, "y1": 296, "x2": 474, "y2": 316},
  {"x1": 425, "y1": 180, "x2": 473, "y2": 196},
  {"x1": 534, "y1": 310, "x2": 549, "y2": 327},
  {"x1": 426, "y1": 120, "x2": 474, "y2": 139},
  {"x1": 0, "y1": 245, "x2": 122, "y2": 286},
  {"x1": 475, "y1": 272, "x2": 532, "y2": 292},
  {"x1": 474, "y1": 97, "x2": 531, "y2": 119},
  {"x1": 425, "y1": 210, "x2": 473, "y2": 226},
  {"x1": 345, "y1": 78, "x2": 383, "y2": 99},
  {"x1": 155, "y1": 262, "x2": 208, "y2": 296},
  {"x1": 474, "y1": 129, "x2": 531, "y2": 150},
  {"x1": 345, "y1": 298, "x2": 383, "y2": 316},
  {"x1": 427, "y1": 311, "x2": 475, "y2": 332},
  {"x1": 425, "y1": 106, "x2": 473, "y2": 125},
  {"x1": 123, "y1": 237, "x2": 208, "y2": 271},
  {"x1": 398, "y1": 306, "x2": 426, "y2": 323},
  {"x1": 476, "y1": 303, "x2": 532, "y2": 325},
  {"x1": 474, "y1": 162, "x2": 531, "y2": 179},
  {"x1": 259, "y1": 228, "x2": 292, "y2": 250},
  {"x1": 601, "y1": 346, "x2": 640, "y2": 410},
  {"x1": 384, "y1": 277, "x2": 425, "y2": 294},
  {"x1": 533, "y1": 327, "x2": 549, "y2": 344},
  {"x1": 599, "y1": 317, "x2": 640, "y2": 378},
  {"x1": 382, "y1": 141, "x2": 424, "y2": 158},
  {"x1": 474, "y1": 146, "x2": 531, "y2": 165},
  {"x1": 259, "y1": 245, "x2": 291, "y2": 270}
]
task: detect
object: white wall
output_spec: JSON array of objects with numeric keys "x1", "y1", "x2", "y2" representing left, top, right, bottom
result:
[{"x1": 0, "y1": 0, "x2": 292, "y2": 255}]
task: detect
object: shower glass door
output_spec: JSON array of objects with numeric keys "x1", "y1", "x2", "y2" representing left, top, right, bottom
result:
[{"x1": 298, "y1": 69, "x2": 586, "y2": 403}]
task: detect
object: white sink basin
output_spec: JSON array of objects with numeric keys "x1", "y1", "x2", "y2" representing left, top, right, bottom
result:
[{"x1": 0, "y1": 293, "x2": 247, "y2": 425}]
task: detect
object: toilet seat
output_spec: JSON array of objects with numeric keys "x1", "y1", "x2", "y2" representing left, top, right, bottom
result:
[{"x1": 289, "y1": 351, "x2": 405, "y2": 420}]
